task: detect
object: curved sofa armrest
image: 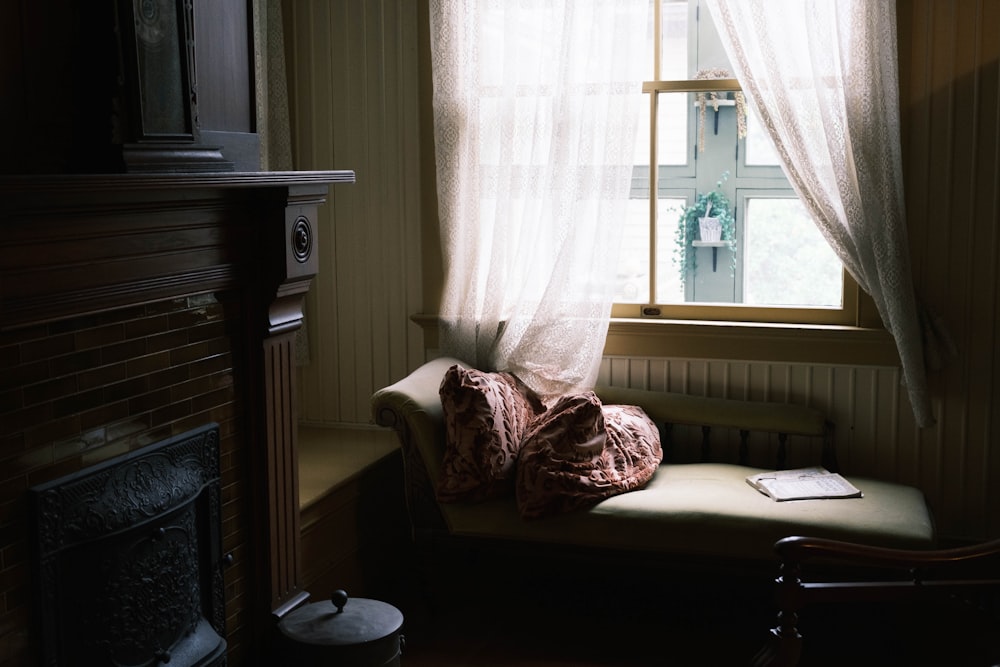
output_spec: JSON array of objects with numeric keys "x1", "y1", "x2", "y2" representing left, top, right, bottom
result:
[
  {"x1": 370, "y1": 355, "x2": 469, "y2": 479},
  {"x1": 371, "y1": 356, "x2": 465, "y2": 430},
  {"x1": 370, "y1": 356, "x2": 467, "y2": 535}
]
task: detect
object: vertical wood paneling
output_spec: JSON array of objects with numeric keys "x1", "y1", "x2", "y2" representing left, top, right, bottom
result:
[
  {"x1": 287, "y1": 0, "x2": 423, "y2": 425},
  {"x1": 898, "y1": 0, "x2": 1000, "y2": 539},
  {"x1": 965, "y1": 0, "x2": 1000, "y2": 541}
]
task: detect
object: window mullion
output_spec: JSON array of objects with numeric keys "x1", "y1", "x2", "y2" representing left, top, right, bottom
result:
[
  {"x1": 649, "y1": 0, "x2": 661, "y2": 305},
  {"x1": 648, "y1": 92, "x2": 658, "y2": 305}
]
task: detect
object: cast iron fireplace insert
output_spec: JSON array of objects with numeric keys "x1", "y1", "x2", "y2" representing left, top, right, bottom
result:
[{"x1": 29, "y1": 424, "x2": 227, "y2": 667}]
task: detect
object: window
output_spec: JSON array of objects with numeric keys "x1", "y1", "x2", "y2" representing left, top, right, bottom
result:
[{"x1": 613, "y1": 0, "x2": 855, "y2": 325}]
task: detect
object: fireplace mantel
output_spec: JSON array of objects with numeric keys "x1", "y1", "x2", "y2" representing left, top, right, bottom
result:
[
  {"x1": 1, "y1": 172, "x2": 354, "y2": 329},
  {"x1": 1, "y1": 170, "x2": 354, "y2": 664}
]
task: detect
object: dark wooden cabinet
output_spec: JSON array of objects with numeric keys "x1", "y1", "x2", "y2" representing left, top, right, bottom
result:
[{"x1": 2, "y1": 0, "x2": 258, "y2": 174}]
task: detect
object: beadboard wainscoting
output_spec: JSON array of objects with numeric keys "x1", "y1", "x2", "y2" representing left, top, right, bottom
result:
[{"x1": 287, "y1": 0, "x2": 426, "y2": 426}]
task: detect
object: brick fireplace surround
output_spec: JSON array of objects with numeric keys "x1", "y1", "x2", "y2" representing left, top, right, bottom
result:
[{"x1": 0, "y1": 171, "x2": 353, "y2": 666}]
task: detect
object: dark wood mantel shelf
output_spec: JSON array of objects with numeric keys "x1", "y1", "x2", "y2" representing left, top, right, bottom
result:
[
  {"x1": 1, "y1": 171, "x2": 354, "y2": 329},
  {"x1": 0, "y1": 170, "x2": 354, "y2": 190}
]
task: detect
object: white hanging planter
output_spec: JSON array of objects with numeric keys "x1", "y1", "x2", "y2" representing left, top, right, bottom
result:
[{"x1": 699, "y1": 216, "x2": 722, "y2": 243}]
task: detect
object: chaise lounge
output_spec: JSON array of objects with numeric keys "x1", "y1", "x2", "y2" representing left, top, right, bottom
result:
[
  {"x1": 371, "y1": 356, "x2": 935, "y2": 561},
  {"x1": 371, "y1": 356, "x2": 999, "y2": 664}
]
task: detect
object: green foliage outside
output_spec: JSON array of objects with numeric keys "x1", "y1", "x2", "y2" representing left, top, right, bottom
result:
[
  {"x1": 674, "y1": 172, "x2": 737, "y2": 282},
  {"x1": 743, "y1": 198, "x2": 842, "y2": 306}
]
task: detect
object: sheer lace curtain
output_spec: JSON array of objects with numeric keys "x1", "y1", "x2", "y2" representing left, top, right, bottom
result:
[
  {"x1": 706, "y1": 0, "x2": 936, "y2": 427},
  {"x1": 256, "y1": 0, "x2": 309, "y2": 363},
  {"x1": 428, "y1": 1, "x2": 649, "y2": 398}
]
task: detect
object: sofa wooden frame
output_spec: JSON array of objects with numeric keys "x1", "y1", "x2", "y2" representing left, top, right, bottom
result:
[{"x1": 754, "y1": 535, "x2": 1000, "y2": 666}]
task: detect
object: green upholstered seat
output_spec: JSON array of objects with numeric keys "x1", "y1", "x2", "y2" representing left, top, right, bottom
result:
[{"x1": 438, "y1": 462, "x2": 934, "y2": 562}]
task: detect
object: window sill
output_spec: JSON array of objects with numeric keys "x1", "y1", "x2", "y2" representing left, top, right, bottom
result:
[
  {"x1": 606, "y1": 318, "x2": 899, "y2": 366},
  {"x1": 412, "y1": 313, "x2": 901, "y2": 367}
]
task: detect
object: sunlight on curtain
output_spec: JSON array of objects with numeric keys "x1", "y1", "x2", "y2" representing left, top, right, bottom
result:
[
  {"x1": 429, "y1": 0, "x2": 650, "y2": 397},
  {"x1": 706, "y1": 0, "x2": 936, "y2": 427}
]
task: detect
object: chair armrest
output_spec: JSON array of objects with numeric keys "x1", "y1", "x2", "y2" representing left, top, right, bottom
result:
[
  {"x1": 775, "y1": 535, "x2": 1000, "y2": 571},
  {"x1": 756, "y1": 537, "x2": 1000, "y2": 667}
]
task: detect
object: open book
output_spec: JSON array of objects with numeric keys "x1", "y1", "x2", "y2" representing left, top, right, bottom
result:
[{"x1": 746, "y1": 466, "x2": 863, "y2": 502}]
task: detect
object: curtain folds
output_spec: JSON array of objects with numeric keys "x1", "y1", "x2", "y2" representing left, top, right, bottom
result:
[
  {"x1": 706, "y1": 0, "x2": 937, "y2": 427},
  {"x1": 257, "y1": 0, "x2": 308, "y2": 363},
  {"x1": 428, "y1": 0, "x2": 649, "y2": 398},
  {"x1": 263, "y1": 0, "x2": 294, "y2": 173}
]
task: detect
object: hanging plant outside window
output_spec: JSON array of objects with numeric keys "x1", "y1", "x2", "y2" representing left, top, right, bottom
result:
[
  {"x1": 674, "y1": 171, "x2": 737, "y2": 283},
  {"x1": 694, "y1": 68, "x2": 747, "y2": 153}
]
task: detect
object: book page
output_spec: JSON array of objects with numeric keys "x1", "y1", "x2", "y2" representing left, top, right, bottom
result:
[
  {"x1": 761, "y1": 476, "x2": 859, "y2": 500},
  {"x1": 747, "y1": 468, "x2": 862, "y2": 501},
  {"x1": 765, "y1": 466, "x2": 828, "y2": 479}
]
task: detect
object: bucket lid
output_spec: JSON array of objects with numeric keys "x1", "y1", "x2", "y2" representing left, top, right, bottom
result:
[{"x1": 278, "y1": 590, "x2": 404, "y2": 647}]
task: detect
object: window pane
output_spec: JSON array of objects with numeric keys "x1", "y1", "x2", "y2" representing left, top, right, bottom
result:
[
  {"x1": 745, "y1": 107, "x2": 780, "y2": 166},
  {"x1": 743, "y1": 198, "x2": 842, "y2": 307},
  {"x1": 635, "y1": 96, "x2": 652, "y2": 167},
  {"x1": 655, "y1": 197, "x2": 686, "y2": 302},
  {"x1": 660, "y1": 1, "x2": 688, "y2": 79},
  {"x1": 657, "y1": 91, "x2": 687, "y2": 165},
  {"x1": 617, "y1": 198, "x2": 651, "y2": 303}
]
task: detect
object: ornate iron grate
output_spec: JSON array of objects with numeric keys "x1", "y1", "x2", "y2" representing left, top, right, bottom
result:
[{"x1": 30, "y1": 424, "x2": 227, "y2": 667}]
